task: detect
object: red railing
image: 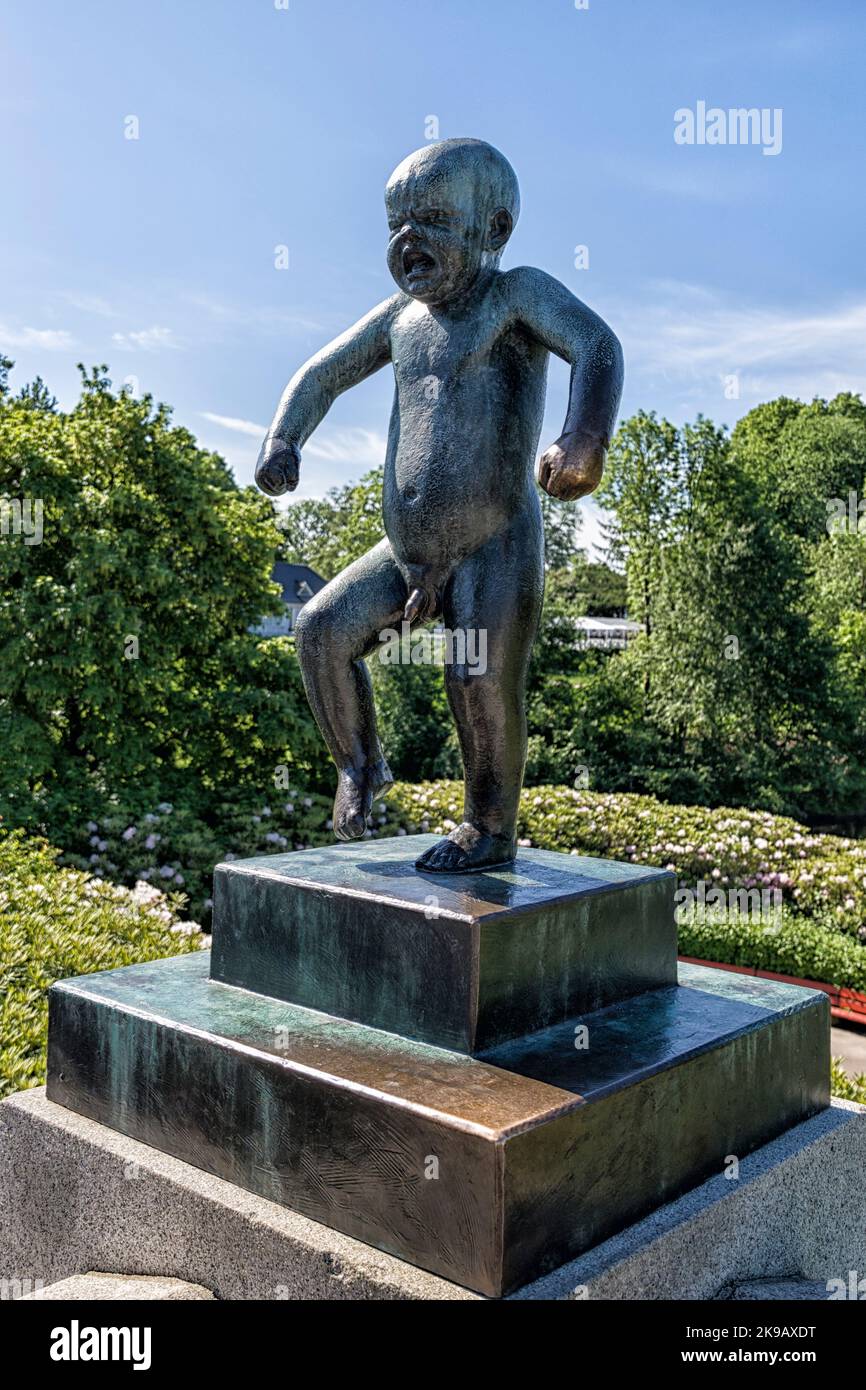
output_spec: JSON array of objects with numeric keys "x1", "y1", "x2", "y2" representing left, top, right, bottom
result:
[{"x1": 678, "y1": 955, "x2": 866, "y2": 1026}]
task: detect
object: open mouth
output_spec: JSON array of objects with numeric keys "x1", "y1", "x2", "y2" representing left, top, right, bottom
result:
[{"x1": 402, "y1": 246, "x2": 436, "y2": 280}]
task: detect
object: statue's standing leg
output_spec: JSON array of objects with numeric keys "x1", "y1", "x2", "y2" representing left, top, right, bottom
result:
[
  {"x1": 293, "y1": 539, "x2": 408, "y2": 840},
  {"x1": 416, "y1": 506, "x2": 545, "y2": 874}
]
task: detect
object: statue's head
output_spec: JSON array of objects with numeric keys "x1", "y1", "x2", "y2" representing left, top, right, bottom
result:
[{"x1": 385, "y1": 138, "x2": 520, "y2": 306}]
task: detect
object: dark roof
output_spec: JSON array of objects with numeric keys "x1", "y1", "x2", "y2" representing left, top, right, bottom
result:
[{"x1": 272, "y1": 562, "x2": 327, "y2": 605}]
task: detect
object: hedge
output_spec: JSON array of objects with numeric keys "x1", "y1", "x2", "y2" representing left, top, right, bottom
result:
[
  {"x1": 0, "y1": 828, "x2": 204, "y2": 1100},
  {"x1": 59, "y1": 781, "x2": 866, "y2": 944},
  {"x1": 389, "y1": 782, "x2": 866, "y2": 939},
  {"x1": 676, "y1": 907, "x2": 866, "y2": 993},
  {"x1": 4, "y1": 818, "x2": 865, "y2": 1108}
]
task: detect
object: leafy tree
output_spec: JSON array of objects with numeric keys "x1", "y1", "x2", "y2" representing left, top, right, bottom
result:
[
  {"x1": 730, "y1": 393, "x2": 866, "y2": 542},
  {"x1": 373, "y1": 658, "x2": 462, "y2": 783},
  {"x1": 595, "y1": 410, "x2": 681, "y2": 641},
  {"x1": 582, "y1": 561, "x2": 627, "y2": 616},
  {"x1": 538, "y1": 492, "x2": 583, "y2": 572},
  {"x1": 278, "y1": 467, "x2": 385, "y2": 578},
  {"x1": 0, "y1": 364, "x2": 325, "y2": 837}
]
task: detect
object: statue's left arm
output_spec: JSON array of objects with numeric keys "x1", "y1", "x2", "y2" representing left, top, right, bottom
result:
[{"x1": 510, "y1": 268, "x2": 624, "y2": 500}]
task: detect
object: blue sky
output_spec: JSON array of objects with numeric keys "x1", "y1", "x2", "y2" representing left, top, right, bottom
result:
[{"x1": 2, "y1": 0, "x2": 864, "y2": 555}]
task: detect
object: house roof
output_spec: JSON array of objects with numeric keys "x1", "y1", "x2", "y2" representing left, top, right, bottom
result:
[{"x1": 272, "y1": 562, "x2": 328, "y2": 604}]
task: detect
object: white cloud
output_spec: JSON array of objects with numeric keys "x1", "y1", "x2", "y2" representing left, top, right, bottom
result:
[
  {"x1": 200, "y1": 411, "x2": 264, "y2": 437},
  {"x1": 111, "y1": 325, "x2": 178, "y2": 352},
  {"x1": 0, "y1": 324, "x2": 75, "y2": 350},
  {"x1": 304, "y1": 427, "x2": 386, "y2": 467},
  {"x1": 199, "y1": 413, "x2": 386, "y2": 469},
  {"x1": 185, "y1": 293, "x2": 324, "y2": 335},
  {"x1": 619, "y1": 283, "x2": 866, "y2": 406},
  {"x1": 60, "y1": 292, "x2": 116, "y2": 318}
]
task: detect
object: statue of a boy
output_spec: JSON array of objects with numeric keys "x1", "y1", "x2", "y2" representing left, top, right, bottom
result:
[{"x1": 256, "y1": 138, "x2": 623, "y2": 873}]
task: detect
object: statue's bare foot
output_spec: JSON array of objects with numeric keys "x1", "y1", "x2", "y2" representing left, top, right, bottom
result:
[
  {"x1": 415, "y1": 822, "x2": 516, "y2": 874},
  {"x1": 333, "y1": 759, "x2": 393, "y2": 841}
]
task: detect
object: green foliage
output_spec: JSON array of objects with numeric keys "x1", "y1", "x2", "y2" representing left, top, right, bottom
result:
[
  {"x1": 830, "y1": 1058, "x2": 866, "y2": 1106},
  {"x1": 577, "y1": 397, "x2": 866, "y2": 820},
  {"x1": 0, "y1": 827, "x2": 202, "y2": 1100},
  {"x1": 730, "y1": 393, "x2": 866, "y2": 542},
  {"x1": 277, "y1": 465, "x2": 385, "y2": 578},
  {"x1": 372, "y1": 657, "x2": 462, "y2": 783},
  {"x1": 582, "y1": 561, "x2": 627, "y2": 616},
  {"x1": 58, "y1": 787, "x2": 337, "y2": 923},
  {"x1": 538, "y1": 492, "x2": 583, "y2": 572},
  {"x1": 386, "y1": 782, "x2": 866, "y2": 938},
  {"x1": 0, "y1": 364, "x2": 326, "y2": 835},
  {"x1": 677, "y1": 906, "x2": 866, "y2": 992},
  {"x1": 595, "y1": 409, "x2": 681, "y2": 636}
]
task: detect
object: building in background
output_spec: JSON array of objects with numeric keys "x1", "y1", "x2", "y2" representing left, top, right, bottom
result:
[
  {"x1": 255, "y1": 562, "x2": 327, "y2": 637},
  {"x1": 575, "y1": 615, "x2": 642, "y2": 650}
]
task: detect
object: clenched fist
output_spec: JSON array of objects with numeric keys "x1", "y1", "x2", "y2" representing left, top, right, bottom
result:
[
  {"x1": 536, "y1": 428, "x2": 606, "y2": 501},
  {"x1": 255, "y1": 436, "x2": 301, "y2": 496}
]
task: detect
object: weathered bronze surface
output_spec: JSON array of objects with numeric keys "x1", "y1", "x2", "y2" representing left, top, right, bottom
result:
[
  {"x1": 255, "y1": 138, "x2": 624, "y2": 873},
  {"x1": 47, "y1": 954, "x2": 829, "y2": 1297},
  {"x1": 211, "y1": 835, "x2": 677, "y2": 1051}
]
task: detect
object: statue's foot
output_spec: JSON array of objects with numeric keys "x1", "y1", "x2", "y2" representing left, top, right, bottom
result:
[
  {"x1": 332, "y1": 759, "x2": 393, "y2": 841},
  {"x1": 415, "y1": 823, "x2": 516, "y2": 874}
]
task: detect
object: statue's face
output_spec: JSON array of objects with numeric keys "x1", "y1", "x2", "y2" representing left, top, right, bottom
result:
[{"x1": 385, "y1": 164, "x2": 491, "y2": 306}]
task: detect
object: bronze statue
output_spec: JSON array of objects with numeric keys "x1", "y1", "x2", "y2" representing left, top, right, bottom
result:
[{"x1": 256, "y1": 138, "x2": 623, "y2": 872}]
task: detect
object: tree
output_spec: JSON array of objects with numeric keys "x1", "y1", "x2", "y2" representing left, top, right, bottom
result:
[
  {"x1": 581, "y1": 561, "x2": 627, "y2": 616},
  {"x1": 580, "y1": 402, "x2": 863, "y2": 817},
  {"x1": 596, "y1": 411, "x2": 681, "y2": 642},
  {"x1": 0, "y1": 364, "x2": 325, "y2": 835},
  {"x1": 730, "y1": 393, "x2": 866, "y2": 543},
  {"x1": 278, "y1": 467, "x2": 386, "y2": 578},
  {"x1": 538, "y1": 492, "x2": 583, "y2": 572}
]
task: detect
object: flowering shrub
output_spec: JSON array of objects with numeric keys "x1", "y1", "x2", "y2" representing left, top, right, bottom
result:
[
  {"x1": 61, "y1": 791, "x2": 336, "y2": 924},
  {"x1": 387, "y1": 782, "x2": 866, "y2": 941},
  {"x1": 54, "y1": 780, "x2": 866, "y2": 943},
  {"x1": 6, "y1": 796, "x2": 866, "y2": 1107},
  {"x1": 0, "y1": 827, "x2": 204, "y2": 1100}
]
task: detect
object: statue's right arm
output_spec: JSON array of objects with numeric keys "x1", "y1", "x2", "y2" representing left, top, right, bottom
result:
[{"x1": 256, "y1": 295, "x2": 400, "y2": 496}]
